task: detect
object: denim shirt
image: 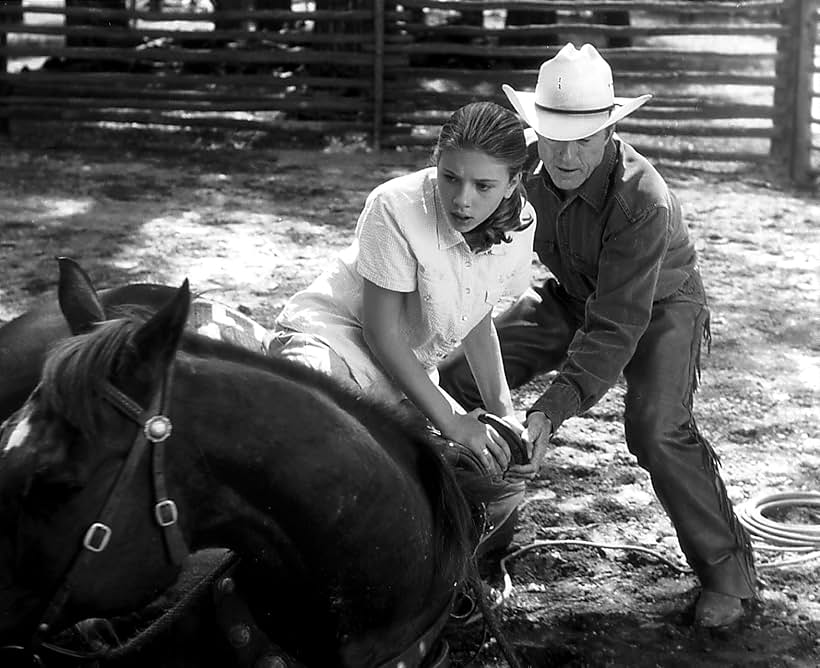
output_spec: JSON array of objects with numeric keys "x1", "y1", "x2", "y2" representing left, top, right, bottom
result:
[{"x1": 528, "y1": 135, "x2": 699, "y2": 429}]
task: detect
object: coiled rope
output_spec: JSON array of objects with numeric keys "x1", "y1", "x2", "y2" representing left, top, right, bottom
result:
[
  {"x1": 735, "y1": 490, "x2": 820, "y2": 570},
  {"x1": 499, "y1": 491, "x2": 820, "y2": 598}
]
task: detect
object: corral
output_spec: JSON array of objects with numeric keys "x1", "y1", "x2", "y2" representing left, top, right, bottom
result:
[
  {"x1": 1, "y1": 0, "x2": 819, "y2": 182},
  {"x1": 1, "y1": 2, "x2": 819, "y2": 667}
]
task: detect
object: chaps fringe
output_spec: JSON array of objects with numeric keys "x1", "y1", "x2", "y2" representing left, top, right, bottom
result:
[{"x1": 690, "y1": 311, "x2": 758, "y2": 595}]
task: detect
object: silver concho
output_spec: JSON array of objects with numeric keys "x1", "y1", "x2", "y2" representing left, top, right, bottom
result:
[{"x1": 144, "y1": 415, "x2": 172, "y2": 442}]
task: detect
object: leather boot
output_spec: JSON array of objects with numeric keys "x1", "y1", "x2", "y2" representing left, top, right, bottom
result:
[{"x1": 695, "y1": 590, "x2": 746, "y2": 628}]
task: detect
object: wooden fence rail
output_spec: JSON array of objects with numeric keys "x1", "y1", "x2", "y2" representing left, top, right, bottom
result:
[{"x1": 0, "y1": 0, "x2": 817, "y2": 183}]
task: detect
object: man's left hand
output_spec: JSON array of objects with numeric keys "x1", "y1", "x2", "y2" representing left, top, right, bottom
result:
[{"x1": 505, "y1": 411, "x2": 552, "y2": 481}]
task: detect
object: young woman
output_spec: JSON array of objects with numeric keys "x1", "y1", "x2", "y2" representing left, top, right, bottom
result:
[{"x1": 268, "y1": 101, "x2": 536, "y2": 473}]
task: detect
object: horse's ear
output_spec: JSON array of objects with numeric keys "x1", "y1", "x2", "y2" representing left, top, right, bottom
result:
[
  {"x1": 57, "y1": 257, "x2": 106, "y2": 335},
  {"x1": 131, "y1": 280, "x2": 191, "y2": 369}
]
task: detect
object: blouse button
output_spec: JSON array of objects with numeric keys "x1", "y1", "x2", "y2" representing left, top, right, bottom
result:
[
  {"x1": 465, "y1": 287, "x2": 471, "y2": 294},
  {"x1": 461, "y1": 315, "x2": 467, "y2": 321}
]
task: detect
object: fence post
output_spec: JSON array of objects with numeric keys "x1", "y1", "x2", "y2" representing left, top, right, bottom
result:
[
  {"x1": 0, "y1": 2, "x2": 6, "y2": 134},
  {"x1": 0, "y1": 0, "x2": 23, "y2": 134},
  {"x1": 790, "y1": 0, "x2": 816, "y2": 184},
  {"x1": 772, "y1": 0, "x2": 798, "y2": 168},
  {"x1": 372, "y1": 0, "x2": 384, "y2": 151}
]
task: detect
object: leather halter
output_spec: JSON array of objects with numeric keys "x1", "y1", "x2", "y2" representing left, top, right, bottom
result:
[
  {"x1": 28, "y1": 366, "x2": 189, "y2": 657},
  {"x1": 9, "y1": 364, "x2": 459, "y2": 666}
]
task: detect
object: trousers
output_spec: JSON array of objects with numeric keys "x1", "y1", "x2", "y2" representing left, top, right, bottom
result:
[{"x1": 439, "y1": 277, "x2": 757, "y2": 599}]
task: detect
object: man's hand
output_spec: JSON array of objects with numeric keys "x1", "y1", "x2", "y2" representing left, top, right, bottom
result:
[{"x1": 505, "y1": 411, "x2": 552, "y2": 480}]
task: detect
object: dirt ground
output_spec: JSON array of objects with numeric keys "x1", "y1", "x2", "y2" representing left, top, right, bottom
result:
[{"x1": 1, "y1": 127, "x2": 819, "y2": 667}]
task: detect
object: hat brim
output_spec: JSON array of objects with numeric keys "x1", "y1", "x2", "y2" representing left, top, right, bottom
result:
[{"x1": 502, "y1": 84, "x2": 651, "y2": 141}]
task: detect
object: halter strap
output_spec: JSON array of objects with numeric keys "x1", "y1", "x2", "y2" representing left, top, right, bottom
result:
[
  {"x1": 99, "y1": 367, "x2": 188, "y2": 566},
  {"x1": 31, "y1": 364, "x2": 188, "y2": 652}
]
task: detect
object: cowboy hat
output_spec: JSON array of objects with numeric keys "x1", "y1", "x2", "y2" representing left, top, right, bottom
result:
[{"x1": 502, "y1": 43, "x2": 651, "y2": 141}]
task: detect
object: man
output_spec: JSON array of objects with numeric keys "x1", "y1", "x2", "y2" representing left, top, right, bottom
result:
[{"x1": 439, "y1": 43, "x2": 757, "y2": 628}]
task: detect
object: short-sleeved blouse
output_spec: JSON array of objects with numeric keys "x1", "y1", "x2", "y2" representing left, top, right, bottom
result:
[{"x1": 275, "y1": 167, "x2": 536, "y2": 399}]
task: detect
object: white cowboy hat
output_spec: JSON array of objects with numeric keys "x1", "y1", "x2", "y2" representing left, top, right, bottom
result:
[{"x1": 502, "y1": 43, "x2": 652, "y2": 142}]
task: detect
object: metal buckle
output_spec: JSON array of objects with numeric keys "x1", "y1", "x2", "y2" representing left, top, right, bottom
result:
[
  {"x1": 154, "y1": 499, "x2": 178, "y2": 527},
  {"x1": 83, "y1": 522, "x2": 112, "y2": 552}
]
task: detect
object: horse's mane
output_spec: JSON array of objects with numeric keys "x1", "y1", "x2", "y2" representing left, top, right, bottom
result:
[
  {"x1": 39, "y1": 309, "x2": 474, "y2": 586},
  {"x1": 40, "y1": 317, "x2": 142, "y2": 440}
]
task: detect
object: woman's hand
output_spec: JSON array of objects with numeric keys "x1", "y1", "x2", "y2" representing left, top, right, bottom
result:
[{"x1": 442, "y1": 409, "x2": 515, "y2": 474}]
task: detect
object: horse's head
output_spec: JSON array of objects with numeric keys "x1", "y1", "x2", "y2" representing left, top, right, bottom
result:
[
  {"x1": 0, "y1": 272, "x2": 192, "y2": 655},
  {"x1": 0, "y1": 258, "x2": 180, "y2": 424}
]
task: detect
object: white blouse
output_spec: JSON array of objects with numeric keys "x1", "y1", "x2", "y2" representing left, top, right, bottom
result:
[{"x1": 275, "y1": 167, "x2": 536, "y2": 401}]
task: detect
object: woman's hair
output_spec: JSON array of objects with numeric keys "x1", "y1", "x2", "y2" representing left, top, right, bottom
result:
[{"x1": 432, "y1": 101, "x2": 533, "y2": 253}]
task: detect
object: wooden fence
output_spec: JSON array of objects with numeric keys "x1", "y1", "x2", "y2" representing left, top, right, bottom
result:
[{"x1": 0, "y1": 0, "x2": 817, "y2": 183}]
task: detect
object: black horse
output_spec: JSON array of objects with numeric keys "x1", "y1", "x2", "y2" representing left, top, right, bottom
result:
[{"x1": 0, "y1": 260, "x2": 481, "y2": 666}]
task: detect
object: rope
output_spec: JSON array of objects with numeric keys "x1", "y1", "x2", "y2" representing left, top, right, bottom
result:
[
  {"x1": 500, "y1": 490, "x2": 820, "y2": 602},
  {"x1": 735, "y1": 490, "x2": 820, "y2": 570},
  {"x1": 473, "y1": 580, "x2": 523, "y2": 668},
  {"x1": 499, "y1": 539, "x2": 691, "y2": 600}
]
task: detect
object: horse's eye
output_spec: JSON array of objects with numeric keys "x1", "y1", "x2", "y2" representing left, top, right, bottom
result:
[{"x1": 22, "y1": 468, "x2": 83, "y2": 519}]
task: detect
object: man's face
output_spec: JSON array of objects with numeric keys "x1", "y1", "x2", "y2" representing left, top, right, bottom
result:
[{"x1": 537, "y1": 127, "x2": 611, "y2": 193}]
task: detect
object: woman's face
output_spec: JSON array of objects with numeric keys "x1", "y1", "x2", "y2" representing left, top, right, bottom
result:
[{"x1": 436, "y1": 149, "x2": 519, "y2": 234}]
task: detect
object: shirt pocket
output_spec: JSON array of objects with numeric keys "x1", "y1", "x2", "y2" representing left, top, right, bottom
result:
[
  {"x1": 416, "y1": 264, "x2": 450, "y2": 333},
  {"x1": 568, "y1": 250, "x2": 598, "y2": 279},
  {"x1": 565, "y1": 221, "x2": 601, "y2": 279},
  {"x1": 484, "y1": 266, "x2": 519, "y2": 310},
  {"x1": 534, "y1": 237, "x2": 560, "y2": 267}
]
